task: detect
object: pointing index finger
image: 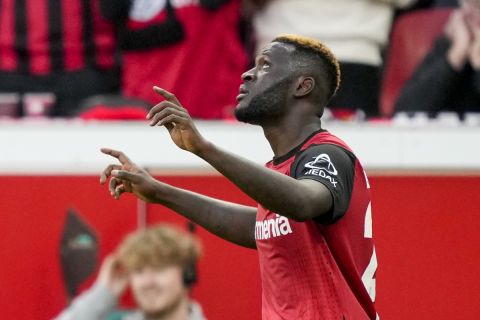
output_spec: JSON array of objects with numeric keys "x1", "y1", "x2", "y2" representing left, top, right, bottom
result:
[
  {"x1": 153, "y1": 86, "x2": 181, "y2": 105},
  {"x1": 100, "y1": 148, "x2": 132, "y2": 165}
]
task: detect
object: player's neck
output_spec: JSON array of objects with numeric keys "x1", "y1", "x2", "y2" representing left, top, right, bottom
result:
[{"x1": 262, "y1": 118, "x2": 322, "y2": 157}]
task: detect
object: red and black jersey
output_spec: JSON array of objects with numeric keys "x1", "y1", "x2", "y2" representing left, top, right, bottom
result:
[
  {"x1": 0, "y1": 0, "x2": 117, "y2": 75},
  {"x1": 256, "y1": 130, "x2": 378, "y2": 320},
  {"x1": 106, "y1": 0, "x2": 247, "y2": 119}
]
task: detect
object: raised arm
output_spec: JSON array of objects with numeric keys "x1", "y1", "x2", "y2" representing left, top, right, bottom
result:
[
  {"x1": 100, "y1": 149, "x2": 257, "y2": 249},
  {"x1": 193, "y1": 146, "x2": 333, "y2": 222},
  {"x1": 145, "y1": 87, "x2": 333, "y2": 222}
]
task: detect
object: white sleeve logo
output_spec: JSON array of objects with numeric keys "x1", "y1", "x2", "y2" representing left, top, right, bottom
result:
[
  {"x1": 303, "y1": 153, "x2": 338, "y2": 187},
  {"x1": 305, "y1": 154, "x2": 338, "y2": 175}
]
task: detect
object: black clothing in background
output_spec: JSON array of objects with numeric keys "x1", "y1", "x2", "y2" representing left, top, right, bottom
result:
[
  {"x1": 434, "y1": 0, "x2": 458, "y2": 7},
  {"x1": 328, "y1": 63, "x2": 381, "y2": 118},
  {"x1": 395, "y1": 37, "x2": 480, "y2": 116}
]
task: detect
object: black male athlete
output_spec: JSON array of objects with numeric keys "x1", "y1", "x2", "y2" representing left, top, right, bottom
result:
[{"x1": 100, "y1": 35, "x2": 378, "y2": 320}]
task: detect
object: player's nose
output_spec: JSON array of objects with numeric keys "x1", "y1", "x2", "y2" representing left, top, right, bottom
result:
[{"x1": 241, "y1": 67, "x2": 256, "y2": 82}]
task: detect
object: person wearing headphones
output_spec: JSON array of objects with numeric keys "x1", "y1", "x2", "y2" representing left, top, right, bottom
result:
[{"x1": 55, "y1": 224, "x2": 205, "y2": 320}]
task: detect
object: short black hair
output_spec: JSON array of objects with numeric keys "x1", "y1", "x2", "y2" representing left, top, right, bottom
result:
[{"x1": 273, "y1": 34, "x2": 341, "y2": 115}]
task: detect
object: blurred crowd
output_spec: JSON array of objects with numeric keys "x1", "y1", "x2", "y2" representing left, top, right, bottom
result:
[{"x1": 0, "y1": 0, "x2": 477, "y2": 122}]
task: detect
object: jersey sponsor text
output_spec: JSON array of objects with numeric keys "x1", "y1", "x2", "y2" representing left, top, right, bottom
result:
[{"x1": 255, "y1": 214, "x2": 293, "y2": 240}]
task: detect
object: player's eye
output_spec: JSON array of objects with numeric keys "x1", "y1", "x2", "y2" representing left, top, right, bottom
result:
[{"x1": 262, "y1": 61, "x2": 271, "y2": 69}]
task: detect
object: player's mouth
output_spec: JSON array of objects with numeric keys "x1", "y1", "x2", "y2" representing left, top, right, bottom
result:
[{"x1": 236, "y1": 86, "x2": 249, "y2": 101}]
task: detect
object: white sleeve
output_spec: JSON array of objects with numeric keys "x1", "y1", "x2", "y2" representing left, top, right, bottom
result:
[{"x1": 53, "y1": 282, "x2": 118, "y2": 320}]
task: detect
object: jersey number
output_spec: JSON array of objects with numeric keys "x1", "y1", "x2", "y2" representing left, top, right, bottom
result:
[{"x1": 362, "y1": 201, "x2": 377, "y2": 302}]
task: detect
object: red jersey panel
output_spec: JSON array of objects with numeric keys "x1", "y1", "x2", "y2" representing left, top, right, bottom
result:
[
  {"x1": 256, "y1": 130, "x2": 377, "y2": 320},
  {"x1": 122, "y1": 0, "x2": 247, "y2": 119}
]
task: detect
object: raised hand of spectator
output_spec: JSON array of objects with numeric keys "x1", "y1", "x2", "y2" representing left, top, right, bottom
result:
[
  {"x1": 469, "y1": 26, "x2": 480, "y2": 69},
  {"x1": 97, "y1": 255, "x2": 129, "y2": 297},
  {"x1": 465, "y1": 2, "x2": 480, "y2": 70},
  {"x1": 446, "y1": 10, "x2": 472, "y2": 70}
]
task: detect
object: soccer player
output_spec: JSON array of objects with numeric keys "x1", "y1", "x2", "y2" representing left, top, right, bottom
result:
[{"x1": 100, "y1": 34, "x2": 378, "y2": 319}]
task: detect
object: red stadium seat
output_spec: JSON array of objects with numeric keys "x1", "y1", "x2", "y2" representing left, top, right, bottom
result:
[
  {"x1": 77, "y1": 95, "x2": 150, "y2": 121},
  {"x1": 380, "y1": 8, "x2": 453, "y2": 117}
]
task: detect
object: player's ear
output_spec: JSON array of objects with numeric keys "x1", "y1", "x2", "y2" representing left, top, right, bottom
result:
[{"x1": 294, "y1": 76, "x2": 315, "y2": 98}]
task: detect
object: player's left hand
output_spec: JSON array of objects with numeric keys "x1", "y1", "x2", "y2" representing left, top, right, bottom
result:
[{"x1": 147, "y1": 87, "x2": 210, "y2": 155}]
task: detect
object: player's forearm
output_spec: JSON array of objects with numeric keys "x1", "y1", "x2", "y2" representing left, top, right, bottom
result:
[
  {"x1": 196, "y1": 143, "x2": 329, "y2": 221},
  {"x1": 155, "y1": 184, "x2": 257, "y2": 249}
]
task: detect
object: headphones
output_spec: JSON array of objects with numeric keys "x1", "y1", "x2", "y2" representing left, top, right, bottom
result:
[{"x1": 183, "y1": 262, "x2": 197, "y2": 287}]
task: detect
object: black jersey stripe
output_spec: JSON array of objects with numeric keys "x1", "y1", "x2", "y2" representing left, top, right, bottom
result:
[
  {"x1": 81, "y1": 0, "x2": 96, "y2": 68},
  {"x1": 48, "y1": 0, "x2": 64, "y2": 72},
  {"x1": 14, "y1": 0, "x2": 28, "y2": 73}
]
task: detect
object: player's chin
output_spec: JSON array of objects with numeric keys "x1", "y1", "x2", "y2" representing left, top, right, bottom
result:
[
  {"x1": 235, "y1": 97, "x2": 250, "y2": 111},
  {"x1": 234, "y1": 106, "x2": 252, "y2": 124}
]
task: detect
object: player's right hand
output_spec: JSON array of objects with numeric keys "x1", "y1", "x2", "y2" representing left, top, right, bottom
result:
[
  {"x1": 147, "y1": 86, "x2": 211, "y2": 155},
  {"x1": 100, "y1": 148, "x2": 165, "y2": 202}
]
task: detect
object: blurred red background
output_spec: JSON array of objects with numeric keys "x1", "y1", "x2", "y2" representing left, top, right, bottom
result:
[{"x1": 0, "y1": 174, "x2": 478, "y2": 319}]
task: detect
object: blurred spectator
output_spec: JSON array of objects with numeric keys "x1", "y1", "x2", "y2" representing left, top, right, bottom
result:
[
  {"x1": 101, "y1": 0, "x2": 248, "y2": 119},
  {"x1": 247, "y1": 0, "x2": 417, "y2": 118},
  {"x1": 395, "y1": 0, "x2": 480, "y2": 117},
  {"x1": 55, "y1": 224, "x2": 205, "y2": 320},
  {"x1": 0, "y1": 0, "x2": 119, "y2": 117}
]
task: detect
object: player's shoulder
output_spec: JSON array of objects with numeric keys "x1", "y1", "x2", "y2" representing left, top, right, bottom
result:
[
  {"x1": 303, "y1": 130, "x2": 354, "y2": 153},
  {"x1": 290, "y1": 141, "x2": 357, "y2": 184},
  {"x1": 295, "y1": 143, "x2": 356, "y2": 166}
]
